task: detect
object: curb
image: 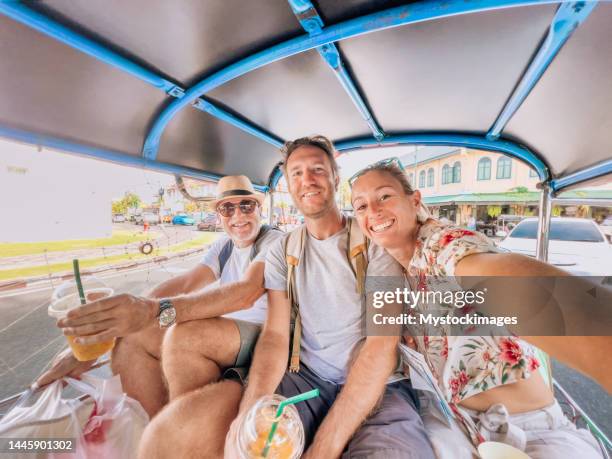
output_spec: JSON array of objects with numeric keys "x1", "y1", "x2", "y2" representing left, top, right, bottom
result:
[{"x1": 0, "y1": 246, "x2": 208, "y2": 292}]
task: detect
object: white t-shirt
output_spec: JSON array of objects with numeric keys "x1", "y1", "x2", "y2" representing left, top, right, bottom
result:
[
  {"x1": 265, "y1": 222, "x2": 403, "y2": 383},
  {"x1": 201, "y1": 229, "x2": 283, "y2": 324}
]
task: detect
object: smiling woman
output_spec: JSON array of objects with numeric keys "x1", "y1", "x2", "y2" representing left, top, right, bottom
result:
[{"x1": 349, "y1": 162, "x2": 606, "y2": 458}]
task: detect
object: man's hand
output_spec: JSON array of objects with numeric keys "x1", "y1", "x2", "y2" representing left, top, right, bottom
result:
[
  {"x1": 34, "y1": 347, "x2": 95, "y2": 388},
  {"x1": 57, "y1": 294, "x2": 158, "y2": 345}
]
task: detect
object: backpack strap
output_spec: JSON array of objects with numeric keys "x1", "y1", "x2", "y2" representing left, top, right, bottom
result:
[
  {"x1": 285, "y1": 225, "x2": 306, "y2": 372},
  {"x1": 347, "y1": 216, "x2": 369, "y2": 295},
  {"x1": 218, "y1": 238, "x2": 234, "y2": 276},
  {"x1": 218, "y1": 224, "x2": 281, "y2": 276},
  {"x1": 250, "y1": 224, "x2": 282, "y2": 261}
]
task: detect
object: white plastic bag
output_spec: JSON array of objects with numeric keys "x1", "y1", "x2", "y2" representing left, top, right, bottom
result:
[{"x1": 0, "y1": 374, "x2": 149, "y2": 459}]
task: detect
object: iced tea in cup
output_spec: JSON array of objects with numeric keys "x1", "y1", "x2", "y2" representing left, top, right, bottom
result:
[
  {"x1": 236, "y1": 395, "x2": 304, "y2": 459},
  {"x1": 48, "y1": 278, "x2": 115, "y2": 362}
]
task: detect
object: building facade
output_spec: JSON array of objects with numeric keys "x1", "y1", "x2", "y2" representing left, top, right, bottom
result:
[{"x1": 399, "y1": 147, "x2": 610, "y2": 228}]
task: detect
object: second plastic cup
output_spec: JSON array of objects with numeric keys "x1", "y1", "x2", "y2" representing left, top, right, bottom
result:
[
  {"x1": 49, "y1": 286, "x2": 115, "y2": 361},
  {"x1": 236, "y1": 394, "x2": 304, "y2": 459}
]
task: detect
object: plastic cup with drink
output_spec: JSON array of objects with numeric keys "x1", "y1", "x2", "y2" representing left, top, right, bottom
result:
[
  {"x1": 236, "y1": 389, "x2": 319, "y2": 459},
  {"x1": 48, "y1": 260, "x2": 115, "y2": 361}
]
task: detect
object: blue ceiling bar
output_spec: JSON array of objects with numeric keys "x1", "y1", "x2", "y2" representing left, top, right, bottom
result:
[
  {"x1": 0, "y1": 123, "x2": 268, "y2": 192},
  {"x1": 269, "y1": 133, "x2": 550, "y2": 188},
  {"x1": 487, "y1": 1, "x2": 597, "y2": 140},
  {"x1": 142, "y1": 0, "x2": 571, "y2": 161},
  {"x1": 550, "y1": 159, "x2": 612, "y2": 193},
  {"x1": 287, "y1": 0, "x2": 384, "y2": 141},
  {"x1": 0, "y1": 1, "x2": 284, "y2": 154}
]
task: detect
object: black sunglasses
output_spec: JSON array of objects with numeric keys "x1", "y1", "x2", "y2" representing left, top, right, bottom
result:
[{"x1": 216, "y1": 199, "x2": 258, "y2": 218}]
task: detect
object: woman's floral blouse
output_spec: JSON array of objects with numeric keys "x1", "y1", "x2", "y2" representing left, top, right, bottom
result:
[{"x1": 405, "y1": 219, "x2": 540, "y2": 404}]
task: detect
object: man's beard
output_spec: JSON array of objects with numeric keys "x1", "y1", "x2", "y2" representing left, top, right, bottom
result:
[{"x1": 296, "y1": 194, "x2": 335, "y2": 220}]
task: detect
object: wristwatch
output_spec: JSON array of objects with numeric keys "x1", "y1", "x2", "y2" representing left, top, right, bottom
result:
[{"x1": 158, "y1": 298, "x2": 177, "y2": 328}]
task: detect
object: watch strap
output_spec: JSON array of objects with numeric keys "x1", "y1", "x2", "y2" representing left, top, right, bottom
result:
[{"x1": 158, "y1": 298, "x2": 174, "y2": 315}]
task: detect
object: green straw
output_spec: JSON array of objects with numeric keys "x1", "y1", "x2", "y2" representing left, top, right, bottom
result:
[
  {"x1": 72, "y1": 259, "x2": 86, "y2": 305},
  {"x1": 262, "y1": 388, "x2": 319, "y2": 458}
]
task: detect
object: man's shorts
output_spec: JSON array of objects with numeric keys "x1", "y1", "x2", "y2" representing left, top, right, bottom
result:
[
  {"x1": 222, "y1": 319, "x2": 261, "y2": 383},
  {"x1": 275, "y1": 363, "x2": 435, "y2": 457}
]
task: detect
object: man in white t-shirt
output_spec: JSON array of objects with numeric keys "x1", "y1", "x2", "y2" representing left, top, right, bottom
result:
[
  {"x1": 39, "y1": 175, "x2": 282, "y2": 414},
  {"x1": 161, "y1": 175, "x2": 283, "y2": 398},
  {"x1": 139, "y1": 138, "x2": 433, "y2": 459}
]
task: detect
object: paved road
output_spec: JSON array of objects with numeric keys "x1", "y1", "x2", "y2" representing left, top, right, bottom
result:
[{"x1": 0, "y1": 258, "x2": 610, "y2": 442}]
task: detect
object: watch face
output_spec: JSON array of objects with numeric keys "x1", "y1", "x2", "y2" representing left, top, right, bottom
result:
[{"x1": 159, "y1": 306, "x2": 176, "y2": 327}]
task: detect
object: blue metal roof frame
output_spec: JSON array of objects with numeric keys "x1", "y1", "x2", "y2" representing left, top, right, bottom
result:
[
  {"x1": 550, "y1": 159, "x2": 612, "y2": 192},
  {"x1": 287, "y1": 0, "x2": 384, "y2": 141},
  {"x1": 487, "y1": 1, "x2": 597, "y2": 140},
  {"x1": 142, "y1": 0, "x2": 570, "y2": 161},
  {"x1": 269, "y1": 133, "x2": 551, "y2": 189},
  {"x1": 0, "y1": 1, "x2": 285, "y2": 150},
  {"x1": 0, "y1": 0, "x2": 607, "y2": 195},
  {"x1": 0, "y1": 124, "x2": 267, "y2": 192}
]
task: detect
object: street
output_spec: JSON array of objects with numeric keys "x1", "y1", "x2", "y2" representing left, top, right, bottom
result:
[{"x1": 0, "y1": 256, "x2": 609, "y2": 440}]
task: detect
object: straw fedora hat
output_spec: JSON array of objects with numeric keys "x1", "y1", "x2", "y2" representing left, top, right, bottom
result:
[{"x1": 213, "y1": 175, "x2": 264, "y2": 207}]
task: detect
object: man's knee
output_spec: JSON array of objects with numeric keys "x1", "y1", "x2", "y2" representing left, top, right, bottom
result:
[
  {"x1": 138, "y1": 380, "x2": 242, "y2": 458},
  {"x1": 112, "y1": 326, "x2": 164, "y2": 372},
  {"x1": 162, "y1": 318, "x2": 239, "y2": 367}
]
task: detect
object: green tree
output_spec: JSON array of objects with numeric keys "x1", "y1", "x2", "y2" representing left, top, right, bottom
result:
[
  {"x1": 123, "y1": 192, "x2": 141, "y2": 211},
  {"x1": 112, "y1": 200, "x2": 127, "y2": 214},
  {"x1": 184, "y1": 201, "x2": 199, "y2": 213},
  {"x1": 487, "y1": 205, "x2": 502, "y2": 218},
  {"x1": 339, "y1": 180, "x2": 351, "y2": 209}
]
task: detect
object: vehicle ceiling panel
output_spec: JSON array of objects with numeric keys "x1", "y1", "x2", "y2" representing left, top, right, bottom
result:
[
  {"x1": 27, "y1": 0, "x2": 303, "y2": 86},
  {"x1": 336, "y1": 5, "x2": 556, "y2": 133},
  {"x1": 316, "y1": 0, "x2": 420, "y2": 24},
  {"x1": 207, "y1": 50, "x2": 369, "y2": 141},
  {"x1": 505, "y1": 4, "x2": 612, "y2": 178},
  {"x1": 0, "y1": 15, "x2": 165, "y2": 157},
  {"x1": 157, "y1": 108, "x2": 280, "y2": 186}
]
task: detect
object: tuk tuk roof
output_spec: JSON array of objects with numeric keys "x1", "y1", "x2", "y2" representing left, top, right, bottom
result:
[{"x1": 0, "y1": 0, "x2": 610, "y2": 193}]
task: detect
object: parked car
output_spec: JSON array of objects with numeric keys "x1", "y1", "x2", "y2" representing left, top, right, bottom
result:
[
  {"x1": 498, "y1": 217, "x2": 612, "y2": 276},
  {"x1": 172, "y1": 214, "x2": 195, "y2": 225},
  {"x1": 197, "y1": 213, "x2": 221, "y2": 231},
  {"x1": 135, "y1": 212, "x2": 159, "y2": 225},
  {"x1": 112, "y1": 213, "x2": 126, "y2": 223},
  {"x1": 600, "y1": 215, "x2": 612, "y2": 242}
]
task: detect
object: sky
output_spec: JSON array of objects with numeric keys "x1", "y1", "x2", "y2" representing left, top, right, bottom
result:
[
  {"x1": 0, "y1": 138, "x2": 176, "y2": 203},
  {"x1": 0, "y1": 138, "x2": 176, "y2": 242},
  {"x1": 0, "y1": 136, "x2": 418, "y2": 242}
]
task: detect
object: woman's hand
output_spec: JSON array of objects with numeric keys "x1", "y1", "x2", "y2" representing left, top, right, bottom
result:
[{"x1": 34, "y1": 347, "x2": 96, "y2": 388}]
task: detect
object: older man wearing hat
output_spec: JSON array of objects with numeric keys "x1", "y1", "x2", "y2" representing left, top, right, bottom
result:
[{"x1": 37, "y1": 175, "x2": 282, "y2": 417}]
